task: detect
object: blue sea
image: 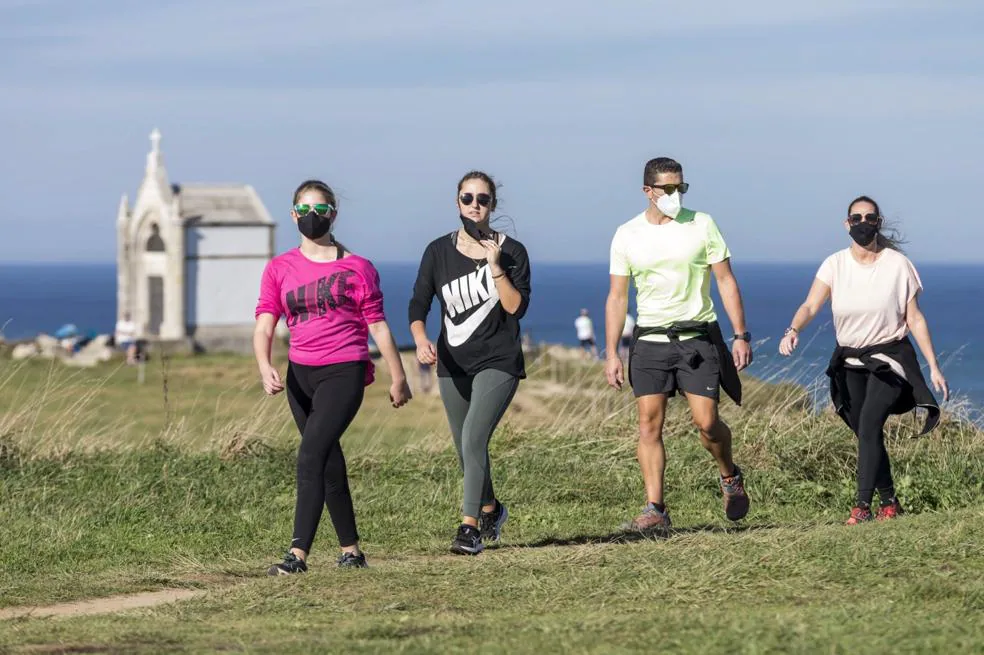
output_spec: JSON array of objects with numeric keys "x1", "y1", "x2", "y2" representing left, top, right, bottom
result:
[{"x1": 1, "y1": 262, "x2": 981, "y2": 410}]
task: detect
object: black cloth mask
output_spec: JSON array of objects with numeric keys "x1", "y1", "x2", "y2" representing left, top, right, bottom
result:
[
  {"x1": 849, "y1": 223, "x2": 878, "y2": 247},
  {"x1": 460, "y1": 214, "x2": 493, "y2": 241},
  {"x1": 298, "y1": 212, "x2": 333, "y2": 240}
]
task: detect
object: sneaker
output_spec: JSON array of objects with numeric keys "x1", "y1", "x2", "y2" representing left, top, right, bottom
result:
[
  {"x1": 267, "y1": 551, "x2": 307, "y2": 576},
  {"x1": 337, "y1": 551, "x2": 368, "y2": 568},
  {"x1": 450, "y1": 524, "x2": 484, "y2": 556},
  {"x1": 720, "y1": 465, "x2": 750, "y2": 521},
  {"x1": 479, "y1": 500, "x2": 509, "y2": 544},
  {"x1": 846, "y1": 505, "x2": 874, "y2": 525},
  {"x1": 876, "y1": 498, "x2": 904, "y2": 521},
  {"x1": 624, "y1": 502, "x2": 672, "y2": 534}
]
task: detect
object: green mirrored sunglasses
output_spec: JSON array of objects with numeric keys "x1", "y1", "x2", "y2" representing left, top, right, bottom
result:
[{"x1": 293, "y1": 203, "x2": 334, "y2": 216}]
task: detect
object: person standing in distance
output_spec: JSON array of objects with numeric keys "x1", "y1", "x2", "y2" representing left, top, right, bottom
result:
[
  {"x1": 409, "y1": 171, "x2": 531, "y2": 555},
  {"x1": 254, "y1": 179, "x2": 412, "y2": 574},
  {"x1": 575, "y1": 308, "x2": 599, "y2": 359},
  {"x1": 605, "y1": 157, "x2": 753, "y2": 533},
  {"x1": 619, "y1": 312, "x2": 636, "y2": 361}
]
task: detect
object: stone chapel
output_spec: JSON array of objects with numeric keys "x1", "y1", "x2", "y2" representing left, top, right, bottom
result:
[{"x1": 116, "y1": 129, "x2": 276, "y2": 352}]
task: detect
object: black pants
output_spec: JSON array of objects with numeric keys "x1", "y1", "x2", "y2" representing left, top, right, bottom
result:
[
  {"x1": 843, "y1": 367, "x2": 903, "y2": 506},
  {"x1": 286, "y1": 361, "x2": 366, "y2": 551}
]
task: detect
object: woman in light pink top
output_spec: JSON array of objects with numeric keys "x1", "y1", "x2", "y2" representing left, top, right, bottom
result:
[
  {"x1": 253, "y1": 179, "x2": 412, "y2": 574},
  {"x1": 779, "y1": 195, "x2": 948, "y2": 526}
]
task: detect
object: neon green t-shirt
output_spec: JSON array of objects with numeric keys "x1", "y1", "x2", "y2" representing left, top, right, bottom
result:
[{"x1": 609, "y1": 208, "x2": 730, "y2": 342}]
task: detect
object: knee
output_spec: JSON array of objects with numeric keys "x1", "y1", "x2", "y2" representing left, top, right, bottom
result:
[
  {"x1": 855, "y1": 422, "x2": 885, "y2": 444},
  {"x1": 297, "y1": 444, "x2": 328, "y2": 474},
  {"x1": 458, "y1": 431, "x2": 488, "y2": 460},
  {"x1": 638, "y1": 415, "x2": 665, "y2": 445},
  {"x1": 693, "y1": 414, "x2": 721, "y2": 437}
]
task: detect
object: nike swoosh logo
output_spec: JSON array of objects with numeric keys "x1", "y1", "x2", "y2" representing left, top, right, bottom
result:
[{"x1": 445, "y1": 297, "x2": 499, "y2": 347}]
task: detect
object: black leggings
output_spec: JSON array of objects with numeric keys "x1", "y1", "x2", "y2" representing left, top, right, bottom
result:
[
  {"x1": 286, "y1": 361, "x2": 366, "y2": 551},
  {"x1": 843, "y1": 367, "x2": 903, "y2": 507}
]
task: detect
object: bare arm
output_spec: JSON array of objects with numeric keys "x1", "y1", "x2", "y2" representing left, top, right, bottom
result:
[
  {"x1": 790, "y1": 278, "x2": 831, "y2": 333},
  {"x1": 253, "y1": 313, "x2": 284, "y2": 395},
  {"x1": 604, "y1": 275, "x2": 630, "y2": 389},
  {"x1": 410, "y1": 320, "x2": 429, "y2": 346},
  {"x1": 485, "y1": 239, "x2": 530, "y2": 317},
  {"x1": 492, "y1": 271, "x2": 523, "y2": 314},
  {"x1": 710, "y1": 259, "x2": 747, "y2": 334},
  {"x1": 711, "y1": 259, "x2": 752, "y2": 370},
  {"x1": 253, "y1": 313, "x2": 278, "y2": 373},
  {"x1": 906, "y1": 295, "x2": 949, "y2": 400},
  {"x1": 779, "y1": 278, "x2": 830, "y2": 356},
  {"x1": 368, "y1": 321, "x2": 407, "y2": 383},
  {"x1": 606, "y1": 275, "x2": 630, "y2": 358},
  {"x1": 369, "y1": 320, "x2": 412, "y2": 407}
]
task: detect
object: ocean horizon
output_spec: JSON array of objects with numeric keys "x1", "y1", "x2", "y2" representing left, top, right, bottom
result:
[{"x1": 2, "y1": 261, "x2": 982, "y2": 412}]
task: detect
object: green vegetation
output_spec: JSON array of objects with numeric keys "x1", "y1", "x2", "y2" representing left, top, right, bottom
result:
[{"x1": 1, "y1": 352, "x2": 982, "y2": 653}]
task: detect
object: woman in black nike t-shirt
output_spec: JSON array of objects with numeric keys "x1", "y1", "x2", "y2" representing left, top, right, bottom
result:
[{"x1": 409, "y1": 170, "x2": 531, "y2": 555}]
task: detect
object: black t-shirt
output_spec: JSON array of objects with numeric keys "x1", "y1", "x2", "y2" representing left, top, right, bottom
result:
[{"x1": 409, "y1": 232, "x2": 531, "y2": 378}]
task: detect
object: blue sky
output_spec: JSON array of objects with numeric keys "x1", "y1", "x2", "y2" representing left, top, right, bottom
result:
[{"x1": 2, "y1": 1, "x2": 983, "y2": 264}]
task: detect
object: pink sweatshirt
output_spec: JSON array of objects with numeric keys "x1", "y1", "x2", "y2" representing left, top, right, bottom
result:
[{"x1": 255, "y1": 249, "x2": 386, "y2": 385}]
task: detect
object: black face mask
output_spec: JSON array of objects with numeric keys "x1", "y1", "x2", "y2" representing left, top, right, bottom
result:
[
  {"x1": 460, "y1": 214, "x2": 493, "y2": 241},
  {"x1": 849, "y1": 222, "x2": 879, "y2": 247},
  {"x1": 297, "y1": 211, "x2": 333, "y2": 240}
]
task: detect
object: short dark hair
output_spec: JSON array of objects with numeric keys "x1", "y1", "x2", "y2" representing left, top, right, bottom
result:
[{"x1": 643, "y1": 158, "x2": 683, "y2": 186}]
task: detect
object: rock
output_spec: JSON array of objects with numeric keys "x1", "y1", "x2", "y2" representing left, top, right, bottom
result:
[
  {"x1": 11, "y1": 343, "x2": 38, "y2": 360},
  {"x1": 76, "y1": 336, "x2": 114, "y2": 364},
  {"x1": 35, "y1": 334, "x2": 60, "y2": 359}
]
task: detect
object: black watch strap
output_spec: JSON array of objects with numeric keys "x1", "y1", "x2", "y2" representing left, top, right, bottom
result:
[{"x1": 733, "y1": 331, "x2": 751, "y2": 342}]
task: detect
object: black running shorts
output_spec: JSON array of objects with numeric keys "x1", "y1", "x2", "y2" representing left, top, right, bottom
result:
[{"x1": 629, "y1": 337, "x2": 721, "y2": 400}]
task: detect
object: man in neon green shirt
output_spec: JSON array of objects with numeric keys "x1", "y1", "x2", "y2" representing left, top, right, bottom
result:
[{"x1": 605, "y1": 157, "x2": 753, "y2": 532}]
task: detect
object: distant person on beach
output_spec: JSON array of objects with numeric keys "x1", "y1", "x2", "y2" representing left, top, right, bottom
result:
[
  {"x1": 575, "y1": 309, "x2": 598, "y2": 359},
  {"x1": 605, "y1": 156, "x2": 753, "y2": 533},
  {"x1": 409, "y1": 170, "x2": 531, "y2": 556},
  {"x1": 254, "y1": 179, "x2": 411, "y2": 575},
  {"x1": 114, "y1": 313, "x2": 138, "y2": 364},
  {"x1": 619, "y1": 312, "x2": 636, "y2": 360},
  {"x1": 779, "y1": 195, "x2": 948, "y2": 525}
]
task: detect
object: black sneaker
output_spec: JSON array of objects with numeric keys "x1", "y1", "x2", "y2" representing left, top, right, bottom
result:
[
  {"x1": 337, "y1": 551, "x2": 368, "y2": 568},
  {"x1": 267, "y1": 551, "x2": 307, "y2": 576},
  {"x1": 450, "y1": 524, "x2": 484, "y2": 555},
  {"x1": 479, "y1": 500, "x2": 509, "y2": 544}
]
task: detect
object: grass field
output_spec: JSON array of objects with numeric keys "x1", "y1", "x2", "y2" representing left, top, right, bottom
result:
[{"x1": 1, "y1": 349, "x2": 983, "y2": 653}]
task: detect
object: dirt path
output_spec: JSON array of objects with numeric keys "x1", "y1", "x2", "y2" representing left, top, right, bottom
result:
[{"x1": 0, "y1": 589, "x2": 204, "y2": 621}]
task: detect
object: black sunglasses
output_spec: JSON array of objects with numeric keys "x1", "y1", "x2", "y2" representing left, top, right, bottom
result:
[
  {"x1": 848, "y1": 213, "x2": 879, "y2": 225},
  {"x1": 646, "y1": 183, "x2": 689, "y2": 195},
  {"x1": 459, "y1": 193, "x2": 491, "y2": 207}
]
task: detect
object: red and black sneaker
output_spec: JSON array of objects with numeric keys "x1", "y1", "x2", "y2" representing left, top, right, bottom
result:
[
  {"x1": 846, "y1": 505, "x2": 874, "y2": 525},
  {"x1": 876, "y1": 498, "x2": 904, "y2": 521}
]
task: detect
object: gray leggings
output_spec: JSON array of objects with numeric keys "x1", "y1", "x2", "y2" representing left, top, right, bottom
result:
[{"x1": 438, "y1": 369, "x2": 520, "y2": 519}]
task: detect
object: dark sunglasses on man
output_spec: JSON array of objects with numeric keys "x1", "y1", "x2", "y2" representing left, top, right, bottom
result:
[{"x1": 645, "y1": 183, "x2": 690, "y2": 195}]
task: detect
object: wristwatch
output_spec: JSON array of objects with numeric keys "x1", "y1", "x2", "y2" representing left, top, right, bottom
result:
[{"x1": 733, "y1": 332, "x2": 751, "y2": 342}]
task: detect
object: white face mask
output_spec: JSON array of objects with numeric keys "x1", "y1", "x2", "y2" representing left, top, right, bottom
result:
[{"x1": 655, "y1": 191, "x2": 681, "y2": 218}]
